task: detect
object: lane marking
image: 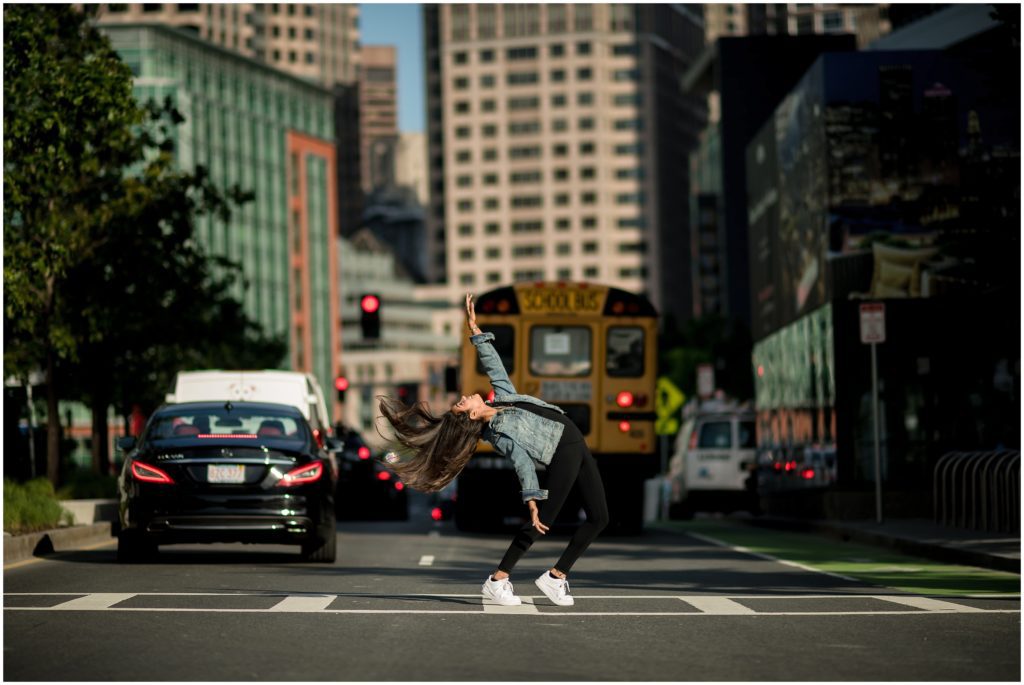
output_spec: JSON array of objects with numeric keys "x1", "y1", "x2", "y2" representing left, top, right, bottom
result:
[
  {"x1": 876, "y1": 595, "x2": 987, "y2": 613},
  {"x1": 686, "y1": 530, "x2": 860, "y2": 583},
  {"x1": 418, "y1": 555, "x2": 434, "y2": 566},
  {"x1": 483, "y1": 597, "x2": 540, "y2": 614},
  {"x1": 269, "y1": 595, "x2": 337, "y2": 612},
  {"x1": 679, "y1": 596, "x2": 755, "y2": 614},
  {"x1": 50, "y1": 593, "x2": 136, "y2": 610}
]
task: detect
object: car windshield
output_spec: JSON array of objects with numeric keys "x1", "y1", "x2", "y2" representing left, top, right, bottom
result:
[{"x1": 147, "y1": 406, "x2": 309, "y2": 444}]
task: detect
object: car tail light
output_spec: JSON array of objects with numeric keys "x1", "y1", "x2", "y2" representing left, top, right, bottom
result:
[
  {"x1": 801, "y1": 468, "x2": 815, "y2": 480},
  {"x1": 430, "y1": 507, "x2": 443, "y2": 521},
  {"x1": 616, "y1": 391, "x2": 634, "y2": 408},
  {"x1": 618, "y1": 420, "x2": 631, "y2": 433},
  {"x1": 357, "y1": 446, "x2": 371, "y2": 460},
  {"x1": 377, "y1": 470, "x2": 391, "y2": 481},
  {"x1": 394, "y1": 481, "x2": 404, "y2": 491},
  {"x1": 131, "y1": 461, "x2": 174, "y2": 485},
  {"x1": 278, "y1": 462, "x2": 323, "y2": 487}
]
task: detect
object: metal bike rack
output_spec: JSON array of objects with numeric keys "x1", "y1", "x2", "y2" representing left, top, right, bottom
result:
[{"x1": 933, "y1": 450, "x2": 1020, "y2": 533}]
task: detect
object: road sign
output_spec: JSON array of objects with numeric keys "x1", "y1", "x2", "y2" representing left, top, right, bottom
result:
[
  {"x1": 656, "y1": 376, "x2": 686, "y2": 435},
  {"x1": 860, "y1": 302, "x2": 886, "y2": 344},
  {"x1": 697, "y1": 363, "x2": 715, "y2": 399}
]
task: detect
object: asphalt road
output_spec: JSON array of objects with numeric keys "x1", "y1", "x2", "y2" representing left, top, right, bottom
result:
[{"x1": 4, "y1": 497, "x2": 1020, "y2": 681}]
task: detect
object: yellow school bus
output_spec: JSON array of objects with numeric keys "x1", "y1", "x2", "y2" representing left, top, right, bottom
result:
[{"x1": 457, "y1": 281, "x2": 659, "y2": 533}]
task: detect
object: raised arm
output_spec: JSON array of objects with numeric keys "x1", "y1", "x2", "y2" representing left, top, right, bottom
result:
[{"x1": 466, "y1": 293, "x2": 516, "y2": 396}]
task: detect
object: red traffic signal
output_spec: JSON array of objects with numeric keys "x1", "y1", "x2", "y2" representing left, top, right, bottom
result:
[
  {"x1": 360, "y1": 294, "x2": 380, "y2": 313},
  {"x1": 334, "y1": 377, "x2": 349, "y2": 392}
]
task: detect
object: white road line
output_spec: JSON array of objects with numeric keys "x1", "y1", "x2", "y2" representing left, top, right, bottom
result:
[
  {"x1": 269, "y1": 595, "x2": 336, "y2": 612},
  {"x1": 483, "y1": 597, "x2": 540, "y2": 614},
  {"x1": 418, "y1": 555, "x2": 435, "y2": 566},
  {"x1": 49, "y1": 593, "x2": 136, "y2": 610},
  {"x1": 679, "y1": 596, "x2": 756, "y2": 614},
  {"x1": 686, "y1": 531, "x2": 860, "y2": 583},
  {"x1": 876, "y1": 595, "x2": 988, "y2": 613}
]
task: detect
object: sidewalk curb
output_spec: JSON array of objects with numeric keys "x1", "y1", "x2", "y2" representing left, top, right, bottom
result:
[
  {"x1": 736, "y1": 517, "x2": 1020, "y2": 574},
  {"x1": 4, "y1": 522, "x2": 114, "y2": 566}
]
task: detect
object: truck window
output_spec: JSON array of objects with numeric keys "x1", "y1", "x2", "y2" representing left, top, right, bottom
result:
[
  {"x1": 738, "y1": 421, "x2": 756, "y2": 448},
  {"x1": 698, "y1": 421, "x2": 732, "y2": 448},
  {"x1": 529, "y1": 326, "x2": 591, "y2": 377},
  {"x1": 606, "y1": 327, "x2": 644, "y2": 377}
]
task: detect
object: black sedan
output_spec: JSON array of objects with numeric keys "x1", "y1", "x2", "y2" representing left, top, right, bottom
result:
[{"x1": 115, "y1": 401, "x2": 338, "y2": 563}]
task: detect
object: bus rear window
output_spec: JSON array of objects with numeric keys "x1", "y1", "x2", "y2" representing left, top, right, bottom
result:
[
  {"x1": 606, "y1": 327, "x2": 644, "y2": 377},
  {"x1": 529, "y1": 326, "x2": 591, "y2": 377},
  {"x1": 477, "y1": 324, "x2": 515, "y2": 375}
]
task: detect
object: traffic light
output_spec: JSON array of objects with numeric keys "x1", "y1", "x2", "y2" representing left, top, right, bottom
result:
[
  {"x1": 396, "y1": 382, "x2": 418, "y2": 405},
  {"x1": 360, "y1": 293, "x2": 381, "y2": 340},
  {"x1": 334, "y1": 376, "x2": 349, "y2": 402}
]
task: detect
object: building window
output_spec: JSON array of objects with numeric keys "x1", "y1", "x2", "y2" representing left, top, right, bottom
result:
[
  {"x1": 454, "y1": 76, "x2": 470, "y2": 90},
  {"x1": 483, "y1": 173, "x2": 499, "y2": 185},
  {"x1": 555, "y1": 218, "x2": 571, "y2": 231},
  {"x1": 552, "y1": 119, "x2": 568, "y2": 132},
  {"x1": 548, "y1": 4, "x2": 567, "y2": 32},
  {"x1": 614, "y1": 118, "x2": 644, "y2": 131},
  {"x1": 485, "y1": 247, "x2": 501, "y2": 259},
  {"x1": 511, "y1": 195, "x2": 543, "y2": 209},
  {"x1": 507, "y1": 46, "x2": 538, "y2": 60},
  {"x1": 483, "y1": 148, "x2": 499, "y2": 161},
  {"x1": 487, "y1": 272, "x2": 502, "y2": 283},
  {"x1": 549, "y1": 43, "x2": 565, "y2": 57},
  {"x1": 510, "y1": 170, "x2": 542, "y2": 184},
  {"x1": 512, "y1": 245, "x2": 544, "y2": 258},
  {"x1": 458, "y1": 224, "x2": 474, "y2": 235},
  {"x1": 305, "y1": 28, "x2": 314, "y2": 40},
  {"x1": 582, "y1": 242, "x2": 598, "y2": 255},
  {"x1": 578, "y1": 117, "x2": 595, "y2": 131},
  {"x1": 485, "y1": 222, "x2": 501, "y2": 234},
  {"x1": 459, "y1": 248, "x2": 475, "y2": 260},
  {"x1": 478, "y1": 5, "x2": 497, "y2": 39},
  {"x1": 581, "y1": 192, "x2": 597, "y2": 205},
  {"x1": 481, "y1": 99, "x2": 496, "y2": 112},
  {"x1": 482, "y1": 124, "x2": 497, "y2": 137},
  {"x1": 576, "y1": 41, "x2": 592, "y2": 55},
  {"x1": 456, "y1": 150, "x2": 472, "y2": 163},
  {"x1": 459, "y1": 273, "x2": 475, "y2": 285},
  {"x1": 512, "y1": 220, "x2": 543, "y2": 233},
  {"x1": 554, "y1": 168, "x2": 569, "y2": 181},
  {"x1": 142, "y1": 3, "x2": 163, "y2": 13},
  {"x1": 509, "y1": 145, "x2": 542, "y2": 160},
  {"x1": 824, "y1": 11, "x2": 845, "y2": 31},
  {"x1": 579, "y1": 142, "x2": 595, "y2": 155},
  {"x1": 514, "y1": 269, "x2": 545, "y2": 281},
  {"x1": 484, "y1": 197, "x2": 499, "y2": 210},
  {"x1": 480, "y1": 74, "x2": 496, "y2": 88},
  {"x1": 507, "y1": 71, "x2": 539, "y2": 86},
  {"x1": 456, "y1": 175, "x2": 473, "y2": 188},
  {"x1": 574, "y1": 4, "x2": 593, "y2": 31},
  {"x1": 455, "y1": 101, "x2": 471, "y2": 115},
  {"x1": 455, "y1": 126, "x2": 471, "y2": 139},
  {"x1": 556, "y1": 268, "x2": 572, "y2": 279},
  {"x1": 509, "y1": 121, "x2": 541, "y2": 136},
  {"x1": 583, "y1": 266, "x2": 599, "y2": 278},
  {"x1": 453, "y1": 51, "x2": 468, "y2": 64},
  {"x1": 582, "y1": 216, "x2": 597, "y2": 229},
  {"x1": 618, "y1": 242, "x2": 648, "y2": 254},
  {"x1": 480, "y1": 48, "x2": 495, "y2": 62},
  {"x1": 551, "y1": 94, "x2": 567, "y2": 108},
  {"x1": 508, "y1": 96, "x2": 540, "y2": 111},
  {"x1": 615, "y1": 142, "x2": 644, "y2": 155},
  {"x1": 797, "y1": 15, "x2": 815, "y2": 34},
  {"x1": 613, "y1": 69, "x2": 641, "y2": 82},
  {"x1": 556, "y1": 243, "x2": 571, "y2": 256},
  {"x1": 612, "y1": 43, "x2": 638, "y2": 56},
  {"x1": 617, "y1": 217, "x2": 646, "y2": 229},
  {"x1": 451, "y1": 5, "x2": 470, "y2": 40},
  {"x1": 550, "y1": 69, "x2": 566, "y2": 83},
  {"x1": 616, "y1": 167, "x2": 644, "y2": 180},
  {"x1": 580, "y1": 167, "x2": 596, "y2": 180},
  {"x1": 614, "y1": 93, "x2": 643, "y2": 106},
  {"x1": 457, "y1": 199, "x2": 474, "y2": 212},
  {"x1": 305, "y1": 52, "x2": 315, "y2": 64},
  {"x1": 577, "y1": 92, "x2": 594, "y2": 106},
  {"x1": 618, "y1": 267, "x2": 646, "y2": 278},
  {"x1": 616, "y1": 192, "x2": 644, "y2": 204}
]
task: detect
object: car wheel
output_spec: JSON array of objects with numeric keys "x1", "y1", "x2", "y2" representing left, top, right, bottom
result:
[
  {"x1": 302, "y1": 532, "x2": 336, "y2": 563},
  {"x1": 116, "y1": 530, "x2": 157, "y2": 563}
]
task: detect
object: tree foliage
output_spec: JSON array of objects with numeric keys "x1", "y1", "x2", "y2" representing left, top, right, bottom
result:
[{"x1": 4, "y1": 5, "x2": 285, "y2": 482}]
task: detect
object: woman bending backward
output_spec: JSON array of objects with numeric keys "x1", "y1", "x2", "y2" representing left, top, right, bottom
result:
[{"x1": 378, "y1": 294, "x2": 609, "y2": 607}]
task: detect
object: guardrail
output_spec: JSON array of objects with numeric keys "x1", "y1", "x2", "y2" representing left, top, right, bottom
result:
[{"x1": 933, "y1": 451, "x2": 1020, "y2": 533}]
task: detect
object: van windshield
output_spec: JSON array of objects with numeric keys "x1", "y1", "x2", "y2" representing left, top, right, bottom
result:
[
  {"x1": 147, "y1": 407, "x2": 309, "y2": 445},
  {"x1": 698, "y1": 421, "x2": 732, "y2": 448}
]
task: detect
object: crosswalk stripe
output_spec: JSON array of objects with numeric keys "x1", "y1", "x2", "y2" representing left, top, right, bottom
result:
[
  {"x1": 418, "y1": 555, "x2": 434, "y2": 566},
  {"x1": 482, "y1": 597, "x2": 540, "y2": 614},
  {"x1": 49, "y1": 593, "x2": 136, "y2": 610},
  {"x1": 875, "y1": 595, "x2": 988, "y2": 612},
  {"x1": 269, "y1": 595, "x2": 336, "y2": 612},
  {"x1": 679, "y1": 596, "x2": 756, "y2": 614}
]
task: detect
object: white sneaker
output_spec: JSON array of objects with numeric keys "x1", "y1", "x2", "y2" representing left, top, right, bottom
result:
[
  {"x1": 481, "y1": 576, "x2": 522, "y2": 606},
  {"x1": 535, "y1": 571, "x2": 574, "y2": 606}
]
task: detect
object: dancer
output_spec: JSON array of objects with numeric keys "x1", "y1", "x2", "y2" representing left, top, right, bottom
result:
[{"x1": 378, "y1": 294, "x2": 609, "y2": 606}]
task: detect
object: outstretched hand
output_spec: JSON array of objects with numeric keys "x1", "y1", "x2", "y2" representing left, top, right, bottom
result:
[
  {"x1": 528, "y1": 500, "x2": 548, "y2": 535},
  {"x1": 465, "y1": 293, "x2": 480, "y2": 335}
]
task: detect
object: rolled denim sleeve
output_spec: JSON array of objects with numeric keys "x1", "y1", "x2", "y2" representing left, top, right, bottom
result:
[
  {"x1": 492, "y1": 433, "x2": 548, "y2": 503},
  {"x1": 470, "y1": 331, "x2": 516, "y2": 395}
]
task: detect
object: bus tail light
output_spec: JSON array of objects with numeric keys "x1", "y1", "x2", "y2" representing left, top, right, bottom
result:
[
  {"x1": 616, "y1": 391, "x2": 634, "y2": 408},
  {"x1": 618, "y1": 420, "x2": 631, "y2": 433}
]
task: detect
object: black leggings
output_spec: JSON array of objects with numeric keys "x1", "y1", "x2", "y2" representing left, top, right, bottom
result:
[{"x1": 497, "y1": 439, "x2": 609, "y2": 575}]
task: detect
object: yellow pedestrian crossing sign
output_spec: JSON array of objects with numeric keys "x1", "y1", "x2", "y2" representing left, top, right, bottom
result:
[{"x1": 655, "y1": 376, "x2": 685, "y2": 435}]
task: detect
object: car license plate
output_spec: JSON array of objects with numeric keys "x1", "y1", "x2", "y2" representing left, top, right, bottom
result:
[{"x1": 208, "y1": 464, "x2": 246, "y2": 484}]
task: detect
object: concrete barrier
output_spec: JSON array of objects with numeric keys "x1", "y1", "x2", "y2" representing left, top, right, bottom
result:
[
  {"x1": 4, "y1": 522, "x2": 114, "y2": 565},
  {"x1": 60, "y1": 498, "x2": 118, "y2": 525}
]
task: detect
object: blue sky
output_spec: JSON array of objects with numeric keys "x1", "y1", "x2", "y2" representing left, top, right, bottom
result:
[{"x1": 360, "y1": 3, "x2": 424, "y2": 133}]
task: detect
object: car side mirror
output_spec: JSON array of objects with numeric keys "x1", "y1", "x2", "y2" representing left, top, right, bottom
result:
[{"x1": 117, "y1": 436, "x2": 137, "y2": 452}]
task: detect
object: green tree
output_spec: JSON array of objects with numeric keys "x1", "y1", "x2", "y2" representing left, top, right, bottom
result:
[
  {"x1": 659, "y1": 313, "x2": 754, "y2": 404},
  {"x1": 4, "y1": 6, "x2": 285, "y2": 481}
]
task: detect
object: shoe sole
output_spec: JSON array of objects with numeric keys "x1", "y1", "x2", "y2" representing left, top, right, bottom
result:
[
  {"x1": 482, "y1": 587, "x2": 522, "y2": 606},
  {"x1": 535, "y1": 578, "x2": 574, "y2": 606}
]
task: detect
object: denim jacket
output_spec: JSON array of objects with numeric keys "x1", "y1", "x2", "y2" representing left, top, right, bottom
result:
[{"x1": 471, "y1": 331, "x2": 565, "y2": 502}]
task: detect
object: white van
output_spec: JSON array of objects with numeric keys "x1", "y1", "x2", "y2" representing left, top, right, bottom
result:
[
  {"x1": 667, "y1": 403, "x2": 759, "y2": 518},
  {"x1": 166, "y1": 370, "x2": 332, "y2": 437}
]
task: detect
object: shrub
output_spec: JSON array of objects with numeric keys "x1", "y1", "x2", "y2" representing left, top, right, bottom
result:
[
  {"x1": 56, "y1": 469, "x2": 118, "y2": 500},
  {"x1": 4, "y1": 478, "x2": 72, "y2": 534}
]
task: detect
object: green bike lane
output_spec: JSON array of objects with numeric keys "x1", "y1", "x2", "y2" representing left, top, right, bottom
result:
[{"x1": 655, "y1": 518, "x2": 1020, "y2": 597}]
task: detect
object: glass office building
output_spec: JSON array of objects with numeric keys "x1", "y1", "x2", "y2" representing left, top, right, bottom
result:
[{"x1": 100, "y1": 24, "x2": 341, "y2": 418}]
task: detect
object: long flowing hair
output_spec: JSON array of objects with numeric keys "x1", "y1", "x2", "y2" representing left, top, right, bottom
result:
[{"x1": 376, "y1": 395, "x2": 484, "y2": 492}]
